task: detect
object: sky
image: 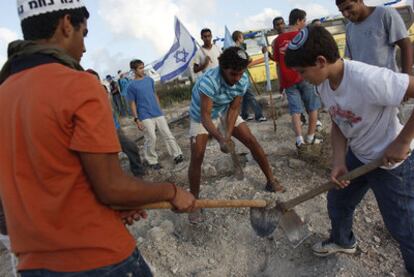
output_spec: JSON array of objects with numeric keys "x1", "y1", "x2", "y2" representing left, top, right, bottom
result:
[{"x1": 0, "y1": 0, "x2": 404, "y2": 77}]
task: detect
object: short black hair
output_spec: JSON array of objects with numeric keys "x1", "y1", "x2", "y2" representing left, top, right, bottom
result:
[
  {"x1": 200, "y1": 28, "x2": 211, "y2": 37},
  {"x1": 218, "y1": 46, "x2": 249, "y2": 70},
  {"x1": 285, "y1": 26, "x2": 340, "y2": 68},
  {"x1": 336, "y1": 0, "x2": 357, "y2": 5},
  {"x1": 272, "y1": 16, "x2": 284, "y2": 26},
  {"x1": 21, "y1": 7, "x2": 89, "y2": 40},
  {"x1": 232, "y1": 31, "x2": 243, "y2": 43},
  {"x1": 130, "y1": 59, "x2": 144, "y2": 70},
  {"x1": 289, "y1": 8, "x2": 306, "y2": 26}
]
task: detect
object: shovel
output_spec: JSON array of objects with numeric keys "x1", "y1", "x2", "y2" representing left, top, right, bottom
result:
[{"x1": 250, "y1": 159, "x2": 383, "y2": 246}]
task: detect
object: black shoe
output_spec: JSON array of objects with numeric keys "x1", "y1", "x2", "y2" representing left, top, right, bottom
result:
[
  {"x1": 149, "y1": 163, "x2": 162, "y2": 170},
  {"x1": 174, "y1": 154, "x2": 184, "y2": 164}
]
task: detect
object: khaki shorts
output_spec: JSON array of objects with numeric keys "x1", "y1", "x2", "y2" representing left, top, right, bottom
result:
[{"x1": 189, "y1": 116, "x2": 245, "y2": 138}]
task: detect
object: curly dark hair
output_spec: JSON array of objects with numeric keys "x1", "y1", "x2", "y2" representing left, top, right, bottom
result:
[
  {"x1": 285, "y1": 26, "x2": 340, "y2": 68},
  {"x1": 21, "y1": 7, "x2": 89, "y2": 40},
  {"x1": 218, "y1": 47, "x2": 250, "y2": 71}
]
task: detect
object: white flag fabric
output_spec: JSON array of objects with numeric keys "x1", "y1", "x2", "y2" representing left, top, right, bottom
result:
[
  {"x1": 153, "y1": 17, "x2": 197, "y2": 83},
  {"x1": 223, "y1": 26, "x2": 235, "y2": 49}
]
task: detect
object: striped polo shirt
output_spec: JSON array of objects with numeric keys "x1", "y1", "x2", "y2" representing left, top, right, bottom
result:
[{"x1": 189, "y1": 67, "x2": 249, "y2": 122}]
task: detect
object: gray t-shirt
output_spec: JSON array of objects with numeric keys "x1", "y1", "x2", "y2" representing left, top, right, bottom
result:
[{"x1": 345, "y1": 6, "x2": 407, "y2": 72}]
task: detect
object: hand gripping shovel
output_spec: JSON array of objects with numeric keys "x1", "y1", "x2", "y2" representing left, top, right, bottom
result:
[
  {"x1": 250, "y1": 159, "x2": 383, "y2": 247},
  {"x1": 219, "y1": 117, "x2": 244, "y2": 180}
]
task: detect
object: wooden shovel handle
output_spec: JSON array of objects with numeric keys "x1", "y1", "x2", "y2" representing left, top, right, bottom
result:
[
  {"x1": 113, "y1": 199, "x2": 268, "y2": 210},
  {"x1": 280, "y1": 159, "x2": 383, "y2": 212}
]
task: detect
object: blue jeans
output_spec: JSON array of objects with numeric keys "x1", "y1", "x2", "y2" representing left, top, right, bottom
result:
[
  {"x1": 20, "y1": 248, "x2": 153, "y2": 277},
  {"x1": 240, "y1": 89, "x2": 264, "y2": 120},
  {"x1": 285, "y1": 80, "x2": 321, "y2": 115},
  {"x1": 117, "y1": 129, "x2": 146, "y2": 177},
  {"x1": 327, "y1": 150, "x2": 414, "y2": 275}
]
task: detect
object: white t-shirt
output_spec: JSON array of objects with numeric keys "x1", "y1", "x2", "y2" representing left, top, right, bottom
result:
[
  {"x1": 318, "y1": 60, "x2": 410, "y2": 164},
  {"x1": 193, "y1": 44, "x2": 222, "y2": 75}
]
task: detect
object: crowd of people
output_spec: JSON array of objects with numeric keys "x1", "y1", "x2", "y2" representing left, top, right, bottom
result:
[{"x1": 0, "y1": 0, "x2": 413, "y2": 276}]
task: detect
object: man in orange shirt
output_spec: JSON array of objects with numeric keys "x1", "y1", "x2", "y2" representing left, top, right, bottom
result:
[{"x1": 0, "y1": 1, "x2": 195, "y2": 276}]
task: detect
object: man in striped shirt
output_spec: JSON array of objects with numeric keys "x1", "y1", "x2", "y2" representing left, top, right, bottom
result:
[{"x1": 187, "y1": 47, "x2": 285, "y2": 223}]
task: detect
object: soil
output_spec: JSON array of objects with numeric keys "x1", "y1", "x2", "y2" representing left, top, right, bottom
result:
[{"x1": 0, "y1": 95, "x2": 411, "y2": 277}]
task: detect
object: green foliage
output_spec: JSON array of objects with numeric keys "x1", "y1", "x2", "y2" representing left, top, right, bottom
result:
[{"x1": 156, "y1": 82, "x2": 193, "y2": 108}]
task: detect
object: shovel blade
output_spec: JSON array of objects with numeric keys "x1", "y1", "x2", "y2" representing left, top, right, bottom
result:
[
  {"x1": 250, "y1": 207, "x2": 281, "y2": 237},
  {"x1": 280, "y1": 209, "x2": 311, "y2": 248}
]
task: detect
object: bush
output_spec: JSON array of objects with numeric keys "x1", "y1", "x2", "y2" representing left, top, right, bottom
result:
[{"x1": 156, "y1": 82, "x2": 193, "y2": 108}]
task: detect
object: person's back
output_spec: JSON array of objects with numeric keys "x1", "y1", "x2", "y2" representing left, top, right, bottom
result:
[{"x1": 0, "y1": 60, "x2": 135, "y2": 271}]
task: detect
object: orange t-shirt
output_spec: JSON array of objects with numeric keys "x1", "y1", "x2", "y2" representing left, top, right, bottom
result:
[{"x1": 0, "y1": 62, "x2": 136, "y2": 272}]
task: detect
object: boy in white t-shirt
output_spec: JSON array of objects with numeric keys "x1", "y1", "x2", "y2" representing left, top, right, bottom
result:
[{"x1": 285, "y1": 26, "x2": 414, "y2": 275}]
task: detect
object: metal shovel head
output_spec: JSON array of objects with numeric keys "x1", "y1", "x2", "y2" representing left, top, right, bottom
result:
[
  {"x1": 279, "y1": 209, "x2": 311, "y2": 248},
  {"x1": 250, "y1": 207, "x2": 282, "y2": 237}
]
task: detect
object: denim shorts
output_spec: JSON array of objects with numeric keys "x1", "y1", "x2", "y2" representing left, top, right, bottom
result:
[
  {"x1": 20, "y1": 248, "x2": 153, "y2": 277},
  {"x1": 285, "y1": 80, "x2": 321, "y2": 115}
]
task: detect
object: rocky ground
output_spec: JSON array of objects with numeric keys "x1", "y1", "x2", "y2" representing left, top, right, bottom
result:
[{"x1": 0, "y1": 95, "x2": 411, "y2": 276}]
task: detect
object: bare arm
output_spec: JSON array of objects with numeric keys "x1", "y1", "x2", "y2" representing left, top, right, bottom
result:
[
  {"x1": 383, "y1": 76, "x2": 414, "y2": 164},
  {"x1": 200, "y1": 94, "x2": 224, "y2": 142},
  {"x1": 396, "y1": 38, "x2": 413, "y2": 75},
  {"x1": 224, "y1": 96, "x2": 243, "y2": 139},
  {"x1": 79, "y1": 152, "x2": 195, "y2": 210},
  {"x1": 129, "y1": 101, "x2": 144, "y2": 130},
  {"x1": 330, "y1": 121, "x2": 350, "y2": 188},
  {"x1": 193, "y1": 57, "x2": 211, "y2": 74}
]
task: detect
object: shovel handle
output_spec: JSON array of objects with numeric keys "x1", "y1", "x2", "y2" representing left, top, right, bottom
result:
[
  {"x1": 280, "y1": 159, "x2": 383, "y2": 211},
  {"x1": 113, "y1": 199, "x2": 268, "y2": 210}
]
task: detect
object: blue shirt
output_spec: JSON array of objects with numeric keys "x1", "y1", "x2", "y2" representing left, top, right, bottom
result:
[
  {"x1": 127, "y1": 76, "x2": 163, "y2": 121},
  {"x1": 189, "y1": 67, "x2": 249, "y2": 122}
]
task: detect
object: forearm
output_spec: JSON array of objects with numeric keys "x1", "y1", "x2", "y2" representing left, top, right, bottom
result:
[
  {"x1": 194, "y1": 63, "x2": 206, "y2": 74},
  {"x1": 130, "y1": 101, "x2": 138, "y2": 118},
  {"x1": 80, "y1": 153, "x2": 176, "y2": 206},
  {"x1": 398, "y1": 38, "x2": 413, "y2": 75},
  {"x1": 331, "y1": 122, "x2": 348, "y2": 166},
  {"x1": 225, "y1": 104, "x2": 240, "y2": 139},
  {"x1": 105, "y1": 174, "x2": 176, "y2": 206},
  {"x1": 201, "y1": 115, "x2": 224, "y2": 142}
]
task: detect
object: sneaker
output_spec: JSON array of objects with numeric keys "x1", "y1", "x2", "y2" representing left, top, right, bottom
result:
[
  {"x1": 265, "y1": 180, "x2": 286, "y2": 193},
  {"x1": 305, "y1": 136, "x2": 323, "y2": 145},
  {"x1": 149, "y1": 163, "x2": 162, "y2": 170},
  {"x1": 174, "y1": 154, "x2": 184, "y2": 164},
  {"x1": 295, "y1": 141, "x2": 304, "y2": 149},
  {"x1": 257, "y1": 116, "x2": 267, "y2": 122},
  {"x1": 312, "y1": 239, "x2": 357, "y2": 257},
  {"x1": 246, "y1": 115, "x2": 254, "y2": 121},
  {"x1": 316, "y1": 120, "x2": 323, "y2": 132},
  {"x1": 188, "y1": 209, "x2": 206, "y2": 224}
]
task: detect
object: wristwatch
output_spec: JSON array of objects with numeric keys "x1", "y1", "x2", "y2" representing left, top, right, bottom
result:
[{"x1": 134, "y1": 117, "x2": 139, "y2": 122}]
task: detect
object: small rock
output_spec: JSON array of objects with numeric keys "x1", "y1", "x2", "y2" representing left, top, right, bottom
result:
[
  {"x1": 147, "y1": 227, "x2": 165, "y2": 242},
  {"x1": 364, "y1": 217, "x2": 372, "y2": 223},
  {"x1": 373, "y1": 235, "x2": 381, "y2": 244},
  {"x1": 203, "y1": 163, "x2": 217, "y2": 176},
  {"x1": 160, "y1": 220, "x2": 174, "y2": 234},
  {"x1": 171, "y1": 266, "x2": 179, "y2": 274}
]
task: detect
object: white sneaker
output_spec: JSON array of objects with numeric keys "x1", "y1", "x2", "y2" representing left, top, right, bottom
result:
[
  {"x1": 316, "y1": 120, "x2": 323, "y2": 132},
  {"x1": 246, "y1": 115, "x2": 254, "y2": 121},
  {"x1": 312, "y1": 239, "x2": 357, "y2": 257},
  {"x1": 305, "y1": 136, "x2": 323, "y2": 145}
]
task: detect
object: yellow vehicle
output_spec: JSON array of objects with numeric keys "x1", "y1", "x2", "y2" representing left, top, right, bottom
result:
[{"x1": 243, "y1": 5, "x2": 414, "y2": 84}]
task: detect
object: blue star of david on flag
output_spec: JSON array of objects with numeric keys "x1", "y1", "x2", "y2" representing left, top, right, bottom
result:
[
  {"x1": 174, "y1": 49, "x2": 189, "y2": 63},
  {"x1": 153, "y1": 17, "x2": 197, "y2": 83}
]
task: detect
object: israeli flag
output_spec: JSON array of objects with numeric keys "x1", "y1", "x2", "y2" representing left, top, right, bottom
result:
[
  {"x1": 153, "y1": 17, "x2": 197, "y2": 83},
  {"x1": 223, "y1": 26, "x2": 235, "y2": 49}
]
